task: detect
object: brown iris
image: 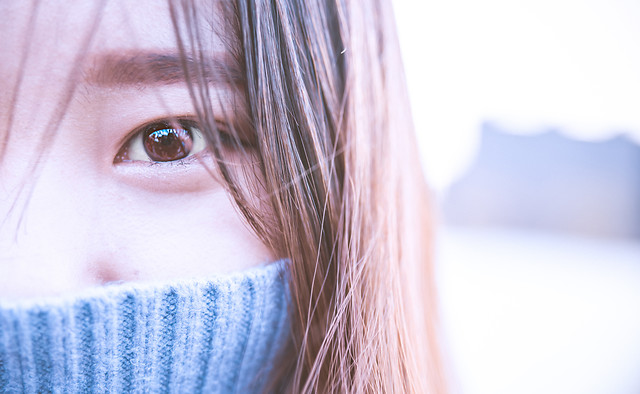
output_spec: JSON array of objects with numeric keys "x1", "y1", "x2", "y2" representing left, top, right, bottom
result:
[{"x1": 143, "y1": 121, "x2": 194, "y2": 162}]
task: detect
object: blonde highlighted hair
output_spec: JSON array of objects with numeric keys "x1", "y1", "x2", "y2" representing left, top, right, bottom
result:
[{"x1": 167, "y1": 0, "x2": 448, "y2": 392}]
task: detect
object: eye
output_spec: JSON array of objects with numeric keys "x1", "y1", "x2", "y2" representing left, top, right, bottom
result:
[{"x1": 114, "y1": 118, "x2": 207, "y2": 163}]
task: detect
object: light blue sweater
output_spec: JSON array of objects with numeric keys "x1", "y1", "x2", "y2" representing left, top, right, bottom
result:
[{"x1": 0, "y1": 262, "x2": 289, "y2": 393}]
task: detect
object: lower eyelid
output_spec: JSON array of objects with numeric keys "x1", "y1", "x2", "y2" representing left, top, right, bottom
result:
[
  {"x1": 112, "y1": 151, "x2": 221, "y2": 193},
  {"x1": 147, "y1": 152, "x2": 204, "y2": 166},
  {"x1": 121, "y1": 149, "x2": 210, "y2": 167}
]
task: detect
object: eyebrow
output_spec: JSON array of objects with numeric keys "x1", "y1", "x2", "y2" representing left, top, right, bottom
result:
[{"x1": 85, "y1": 51, "x2": 243, "y2": 87}]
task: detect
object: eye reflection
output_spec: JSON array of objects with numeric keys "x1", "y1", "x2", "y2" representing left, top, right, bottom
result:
[{"x1": 115, "y1": 118, "x2": 206, "y2": 163}]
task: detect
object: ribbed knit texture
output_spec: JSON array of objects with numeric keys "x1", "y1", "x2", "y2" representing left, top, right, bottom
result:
[{"x1": 0, "y1": 261, "x2": 290, "y2": 393}]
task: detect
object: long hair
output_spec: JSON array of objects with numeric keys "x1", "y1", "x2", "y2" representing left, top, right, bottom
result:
[{"x1": 168, "y1": 0, "x2": 447, "y2": 392}]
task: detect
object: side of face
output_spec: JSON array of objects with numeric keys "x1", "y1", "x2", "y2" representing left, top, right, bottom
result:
[{"x1": 0, "y1": 0, "x2": 274, "y2": 299}]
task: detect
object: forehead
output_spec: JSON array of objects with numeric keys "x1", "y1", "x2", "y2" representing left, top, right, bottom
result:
[{"x1": 0, "y1": 0, "x2": 229, "y2": 79}]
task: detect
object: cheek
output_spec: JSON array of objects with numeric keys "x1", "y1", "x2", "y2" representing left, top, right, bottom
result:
[{"x1": 99, "y1": 185, "x2": 274, "y2": 281}]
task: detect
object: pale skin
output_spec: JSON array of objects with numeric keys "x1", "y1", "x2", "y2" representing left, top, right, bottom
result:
[{"x1": 0, "y1": 1, "x2": 273, "y2": 299}]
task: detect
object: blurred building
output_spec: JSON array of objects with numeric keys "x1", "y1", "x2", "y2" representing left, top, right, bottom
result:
[{"x1": 442, "y1": 125, "x2": 640, "y2": 239}]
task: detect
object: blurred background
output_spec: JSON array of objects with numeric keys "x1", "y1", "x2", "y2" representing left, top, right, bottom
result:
[{"x1": 393, "y1": 1, "x2": 640, "y2": 393}]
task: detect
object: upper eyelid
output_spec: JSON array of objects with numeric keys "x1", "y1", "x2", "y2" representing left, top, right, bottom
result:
[
  {"x1": 117, "y1": 115, "x2": 239, "y2": 149},
  {"x1": 115, "y1": 114, "x2": 199, "y2": 149}
]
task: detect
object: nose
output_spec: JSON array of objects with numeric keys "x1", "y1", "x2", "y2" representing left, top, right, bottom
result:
[{"x1": 0, "y1": 161, "x2": 136, "y2": 299}]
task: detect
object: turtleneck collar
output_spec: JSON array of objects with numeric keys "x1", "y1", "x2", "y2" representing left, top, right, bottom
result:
[{"x1": 0, "y1": 261, "x2": 290, "y2": 393}]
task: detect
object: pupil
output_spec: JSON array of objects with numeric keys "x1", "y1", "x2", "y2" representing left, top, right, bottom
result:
[{"x1": 143, "y1": 124, "x2": 194, "y2": 162}]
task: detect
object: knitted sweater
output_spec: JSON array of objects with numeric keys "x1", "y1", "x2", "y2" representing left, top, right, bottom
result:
[{"x1": 0, "y1": 261, "x2": 290, "y2": 393}]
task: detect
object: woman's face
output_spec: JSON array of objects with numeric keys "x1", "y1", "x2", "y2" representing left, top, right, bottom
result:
[{"x1": 0, "y1": 1, "x2": 273, "y2": 299}]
